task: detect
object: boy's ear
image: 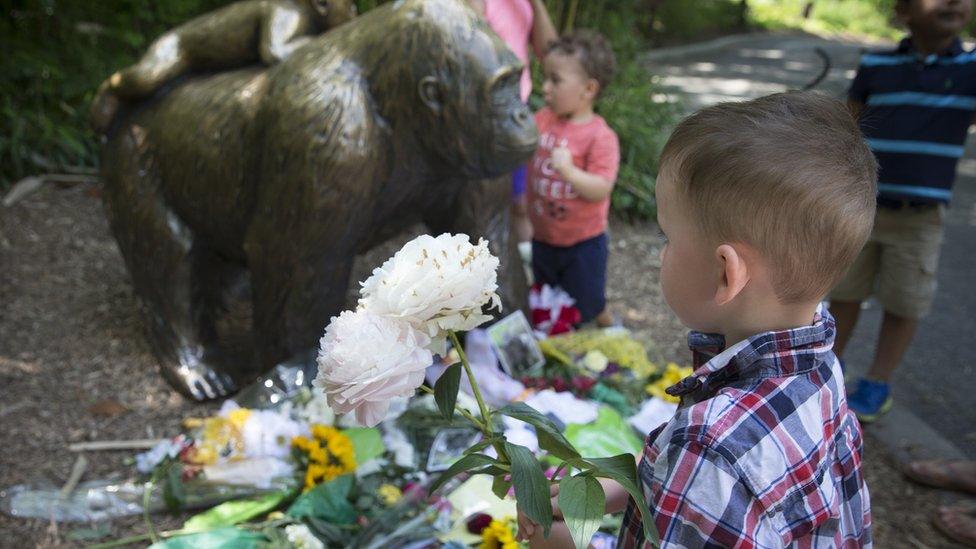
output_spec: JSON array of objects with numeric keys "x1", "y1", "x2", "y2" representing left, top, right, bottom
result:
[
  {"x1": 714, "y1": 243, "x2": 750, "y2": 306},
  {"x1": 585, "y1": 78, "x2": 600, "y2": 100}
]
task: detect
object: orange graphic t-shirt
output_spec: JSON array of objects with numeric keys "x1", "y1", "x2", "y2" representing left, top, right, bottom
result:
[{"x1": 528, "y1": 107, "x2": 620, "y2": 247}]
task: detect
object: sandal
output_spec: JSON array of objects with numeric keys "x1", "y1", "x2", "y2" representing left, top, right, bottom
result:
[
  {"x1": 934, "y1": 504, "x2": 976, "y2": 547},
  {"x1": 904, "y1": 460, "x2": 976, "y2": 495}
]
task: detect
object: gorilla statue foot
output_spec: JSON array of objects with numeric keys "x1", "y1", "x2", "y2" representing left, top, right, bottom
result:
[{"x1": 159, "y1": 346, "x2": 238, "y2": 401}]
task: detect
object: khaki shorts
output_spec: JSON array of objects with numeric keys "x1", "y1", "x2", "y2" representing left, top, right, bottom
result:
[{"x1": 831, "y1": 204, "x2": 945, "y2": 319}]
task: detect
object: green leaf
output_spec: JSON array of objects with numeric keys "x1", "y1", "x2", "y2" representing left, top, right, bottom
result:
[
  {"x1": 162, "y1": 462, "x2": 185, "y2": 511},
  {"x1": 559, "y1": 474, "x2": 605, "y2": 549},
  {"x1": 434, "y1": 362, "x2": 463, "y2": 420},
  {"x1": 286, "y1": 474, "x2": 357, "y2": 524},
  {"x1": 577, "y1": 454, "x2": 659, "y2": 546},
  {"x1": 505, "y1": 441, "x2": 553, "y2": 537},
  {"x1": 429, "y1": 453, "x2": 497, "y2": 494},
  {"x1": 182, "y1": 491, "x2": 289, "y2": 531},
  {"x1": 148, "y1": 527, "x2": 266, "y2": 549},
  {"x1": 498, "y1": 402, "x2": 580, "y2": 461},
  {"x1": 463, "y1": 437, "x2": 496, "y2": 455},
  {"x1": 344, "y1": 427, "x2": 385, "y2": 465},
  {"x1": 491, "y1": 474, "x2": 512, "y2": 499}
]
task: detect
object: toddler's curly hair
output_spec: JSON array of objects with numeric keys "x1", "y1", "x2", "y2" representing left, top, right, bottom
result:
[{"x1": 546, "y1": 29, "x2": 616, "y2": 96}]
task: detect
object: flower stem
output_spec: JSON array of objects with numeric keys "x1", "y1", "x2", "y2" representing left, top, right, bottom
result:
[
  {"x1": 448, "y1": 331, "x2": 492, "y2": 429},
  {"x1": 418, "y1": 384, "x2": 485, "y2": 430},
  {"x1": 142, "y1": 479, "x2": 159, "y2": 544}
]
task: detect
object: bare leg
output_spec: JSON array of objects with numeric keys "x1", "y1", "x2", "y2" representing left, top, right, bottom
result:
[
  {"x1": 866, "y1": 310, "x2": 917, "y2": 381},
  {"x1": 829, "y1": 300, "x2": 862, "y2": 359}
]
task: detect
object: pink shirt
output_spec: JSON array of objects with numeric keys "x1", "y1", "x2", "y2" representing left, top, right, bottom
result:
[
  {"x1": 484, "y1": 0, "x2": 534, "y2": 101},
  {"x1": 528, "y1": 107, "x2": 620, "y2": 247}
]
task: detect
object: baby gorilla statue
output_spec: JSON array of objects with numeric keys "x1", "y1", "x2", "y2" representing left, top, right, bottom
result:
[{"x1": 90, "y1": 0, "x2": 355, "y2": 133}]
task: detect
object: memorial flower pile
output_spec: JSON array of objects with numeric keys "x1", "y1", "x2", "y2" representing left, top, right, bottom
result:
[{"x1": 315, "y1": 233, "x2": 660, "y2": 549}]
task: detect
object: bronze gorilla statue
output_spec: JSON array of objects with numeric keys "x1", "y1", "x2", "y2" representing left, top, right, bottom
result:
[{"x1": 99, "y1": 0, "x2": 537, "y2": 400}]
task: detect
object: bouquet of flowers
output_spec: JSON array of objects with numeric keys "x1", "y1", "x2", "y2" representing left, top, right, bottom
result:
[{"x1": 314, "y1": 233, "x2": 660, "y2": 548}]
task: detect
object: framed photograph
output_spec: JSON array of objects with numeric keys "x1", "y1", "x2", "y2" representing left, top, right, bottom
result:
[
  {"x1": 426, "y1": 428, "x2": 483, "y2": 472},
  {"x1": 486, "y1": 310, "x2": 545, "y2": 378}
]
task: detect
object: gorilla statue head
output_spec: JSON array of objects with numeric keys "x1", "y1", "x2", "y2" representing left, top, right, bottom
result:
[{"x1": 353, "y1": 0, "x2": 539, "y2": 178}]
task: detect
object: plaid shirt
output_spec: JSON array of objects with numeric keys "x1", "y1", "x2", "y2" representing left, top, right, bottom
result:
[{"x1": 618, "y1": 306, "x2": 872, "y2": 548}]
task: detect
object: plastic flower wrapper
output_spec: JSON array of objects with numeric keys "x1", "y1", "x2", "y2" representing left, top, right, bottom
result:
[
  {"x1": 315, "y1": 233, "x2": 660, "y2": 548},
  {"x1": 313, "y1": 309, "x2": 432, "y2": 427},
  {"x1": 358, "y1": 233, "x2": 501, "y2": 354}
]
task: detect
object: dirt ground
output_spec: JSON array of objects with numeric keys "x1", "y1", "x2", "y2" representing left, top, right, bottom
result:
[{"x1": 0, "y1": 183, "x2": 967, "y2": 547}]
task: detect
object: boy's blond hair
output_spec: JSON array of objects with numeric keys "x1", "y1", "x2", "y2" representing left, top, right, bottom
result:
[{"x1": 660, "y1": 91, "x2": 877, "y2": 303}]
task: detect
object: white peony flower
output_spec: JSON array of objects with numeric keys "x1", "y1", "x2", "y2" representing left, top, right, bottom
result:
[
  {"x1": 313, "y1": 309, "x2": 433, "y2": 427},
  {"x1": 285, "y1": 524, "x2": 324, "y2": 549},
  {"x1": 358, "y1": 233, "x2": 501, "y2": 353}
]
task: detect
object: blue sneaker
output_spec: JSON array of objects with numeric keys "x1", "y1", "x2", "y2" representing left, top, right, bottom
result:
[{"x1": 847, "y1": 378, "x2": 892, "y2": 423}]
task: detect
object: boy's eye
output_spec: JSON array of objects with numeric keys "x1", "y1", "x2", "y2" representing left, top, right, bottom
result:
[{"x1": 657, "y1": 229, "x2": 669, "y2": 244}]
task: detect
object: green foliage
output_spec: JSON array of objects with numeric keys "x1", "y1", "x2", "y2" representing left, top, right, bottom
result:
[
  {"x1": 749, "y1": 0, "x2": 903, "y2": 40},
  {"x1": 0, "y1": 1, "x2": 229, "y2": 191},
  {"x1": 654, "y1": 0, "x2": 748, "y2": 43},
  {"x1": 599, "y1": 61, "x2": 677, "y2": 221}
]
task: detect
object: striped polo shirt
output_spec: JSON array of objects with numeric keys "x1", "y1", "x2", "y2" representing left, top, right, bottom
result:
[{"x1": 849, "y1": 37, "x2": 976, "y2": 204}]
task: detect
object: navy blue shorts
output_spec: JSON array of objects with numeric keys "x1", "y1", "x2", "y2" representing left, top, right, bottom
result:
[{"x1": 532, "y1": 233, "x2": 608, "y2": 323}]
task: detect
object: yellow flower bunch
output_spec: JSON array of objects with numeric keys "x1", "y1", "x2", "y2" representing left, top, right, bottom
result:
[
  {"x1": 543, "y1": 330, "x2": 659, "y2": 377},
  {"x1": 645, "y1": 362, "x2": 694, "y2": 404},
  {"x1": 480, "y1": 517, "x2": 519, "y2": 549},
  {"x1": 377, "y1": 483, "x2": 402, "y2": 506},
  {"x1": 182, "y1": 408, "x2": 253, "y2": 465},
  {"x1": 292, "y1": 424, "x2": 356, "y2": 491}
]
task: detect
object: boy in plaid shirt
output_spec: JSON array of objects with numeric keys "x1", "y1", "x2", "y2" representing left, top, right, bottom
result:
[{"x1": 518, "y1": 92, "x2": 875, "y2": 547}]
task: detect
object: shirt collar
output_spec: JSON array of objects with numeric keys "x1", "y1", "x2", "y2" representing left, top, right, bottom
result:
[
  {"x1": 666, "y1": 304, "x2": 836, "y2": 398},
  {"x1": 897, "y1": 36, "x2": 965, "y2": 62}
]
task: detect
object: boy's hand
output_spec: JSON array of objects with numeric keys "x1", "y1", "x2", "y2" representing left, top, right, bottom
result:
[
  {"x1": 516, "y1": 483, "x2": 562, "y2": 542},
  {"x1": 551, "y1": 146, "x2": 575, "y2": 177}
]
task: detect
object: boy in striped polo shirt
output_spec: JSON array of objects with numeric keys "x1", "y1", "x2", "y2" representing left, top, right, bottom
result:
[{"x1": 830, "y1": 0, "x2": 975, "y2": 421}]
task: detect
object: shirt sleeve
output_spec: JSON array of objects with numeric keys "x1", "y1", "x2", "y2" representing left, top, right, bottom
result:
[
  {"x1": 584, "y1": 126, "x2": 620, "y2": 184},
  {"x1": 649, "y1": 439, "x2": 763, "y2": 548},
  {"x1": 848, "y1": 62, "x2": 871, "y2": 104}
]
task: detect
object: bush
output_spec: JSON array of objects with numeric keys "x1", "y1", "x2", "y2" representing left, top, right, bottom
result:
[{"x1": 0, "y1": 1, "x2": 228, "y2": 190}]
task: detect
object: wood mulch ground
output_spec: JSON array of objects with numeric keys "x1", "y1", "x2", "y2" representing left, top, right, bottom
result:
[{"x1": 0, "y1": 183, "x2": 965, "y2": 547}]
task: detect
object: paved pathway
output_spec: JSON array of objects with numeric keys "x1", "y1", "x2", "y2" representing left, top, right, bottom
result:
[{"x1": 644, "y1": 32, "x2": 976, "y2": 458}]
